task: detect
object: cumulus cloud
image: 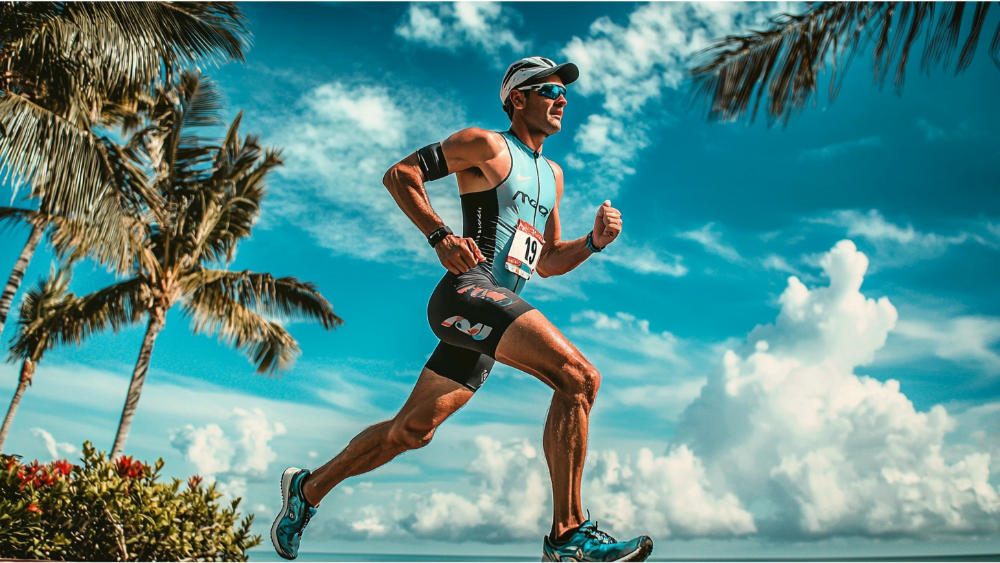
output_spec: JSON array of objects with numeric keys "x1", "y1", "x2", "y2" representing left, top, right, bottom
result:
[
  {"x1": 675, "y1": 240, "x2": 1000, "y2": 538},
  {"x1": 561, "y1": 2, "x2": 797, "y2": 195},
  {"x1": 395, "y1": 2, "x2": 528, "y2": 66},
  {"x1": 31, "y1": 428, "x2": 77, "y2": 460},
  {"x1": 325, "y1": 436, "x2": 549, "y2": 543},
  {"x1": 267, "y1": 80, "x2": 466, "y2": 268},
  {"x1": 584, "y1": 447, "x2": 757, "y2": 538},
  {"x1": 171, "y1": 408, "x2": 286, "y2": 497},
  {"x1": 797, "y1": 136, "x2": 882, "y2": 161}
]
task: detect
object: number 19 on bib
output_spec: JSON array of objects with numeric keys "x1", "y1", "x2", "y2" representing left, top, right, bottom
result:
[{"x1": 505, "y1": 219, "x2": 544, "y2": 280}]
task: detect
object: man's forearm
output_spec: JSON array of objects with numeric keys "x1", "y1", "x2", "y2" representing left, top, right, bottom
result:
[
  {"x1": 382, "y1": 158, "x2": 445, "y2": 237},
  {"x1": 537, "y1": 235, "x2": 595, "y2": 277}
]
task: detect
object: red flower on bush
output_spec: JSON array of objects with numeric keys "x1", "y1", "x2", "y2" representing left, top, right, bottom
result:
[
  {"x1": 26, "y1": 502, "x2": 42, "y2": 514},
  {"x1": 51, "y1": 459, "x2": 73, "y2": 477},
  {"x1": 16, "y1": 460, "x2": 56, "y2": 490},
  {"x1": 188, "y1": 475, "x2": 204, "y2": 489},
  {"x1": 115, "y1": 455, "x2": 145, "y2": 480},
  {"x1": 5, "y1": 456, "x2": 19, "y2": 472}
]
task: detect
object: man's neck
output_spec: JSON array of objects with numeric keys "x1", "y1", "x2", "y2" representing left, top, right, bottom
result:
[{"x1": 509, "y1": 121, "x2": 548, "y2": 154}]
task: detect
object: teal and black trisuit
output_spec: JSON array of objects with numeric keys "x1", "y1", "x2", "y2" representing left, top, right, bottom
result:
[{"x1": 425, "y1": 130, "x2": 557, "y2": 391}]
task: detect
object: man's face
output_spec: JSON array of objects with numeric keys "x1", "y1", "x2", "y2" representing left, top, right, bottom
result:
[{"x1": 511, "y1": 75, "x2": 567, "y2": 135}]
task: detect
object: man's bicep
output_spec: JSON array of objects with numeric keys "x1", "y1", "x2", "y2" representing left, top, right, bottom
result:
[{"x1": 439, "y1": 128, "x2": 498, "y2": 174}]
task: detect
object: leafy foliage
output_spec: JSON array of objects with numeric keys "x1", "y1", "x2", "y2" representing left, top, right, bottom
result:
[
  {"x1": 689, "y1": 1, "x2": 1000, "y2": 125},
  {"x1": 0, "y1": 442, "x2": 260, "y2": 561}
]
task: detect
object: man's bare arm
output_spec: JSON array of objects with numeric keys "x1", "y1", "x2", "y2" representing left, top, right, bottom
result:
[
  {"x1": 536, "y1": 161, "x2": 622, "y2": 278},
  {"x1": 381, "y1": 128, "x2": 501, "y2": 274}
]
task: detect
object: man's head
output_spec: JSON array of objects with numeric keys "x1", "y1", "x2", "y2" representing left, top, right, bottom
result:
[{"x1": 500, "y1": 57, "x2": 578, "y2": 133}]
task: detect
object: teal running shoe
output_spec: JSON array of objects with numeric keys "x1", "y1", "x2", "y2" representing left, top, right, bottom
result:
[
  {"x1": 542, "y1": 520, "x2": 653, "y2": 562},
  {"x1": 271, "y1": 467, "x2": 317, "y2": 560}
]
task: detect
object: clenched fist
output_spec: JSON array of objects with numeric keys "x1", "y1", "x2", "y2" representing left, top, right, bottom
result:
[{"x1": 592, "y1": 200, "x2": 622, "y2": 249}]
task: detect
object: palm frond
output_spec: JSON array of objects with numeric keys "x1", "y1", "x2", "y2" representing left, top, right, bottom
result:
[
  {"x1": 181, "y1": 269, "x2": 344, "y2": 330},
  {"x1": 183, "y1": 281, "x2": 300, "y2": 374},
  {"x1": 8, "y1": 274, "x2": 149, "y2": 362},
  {"x1": 688, "y1": 1, "x2": 1000, "y2": 125},
  {"x1": 0, "y1": 92, "x2": 113, "y2": 213},
  {"x1": 0, "y1": 206, "x2": 46, "y2": 233},
  {"x1": 7, "y1": 266, "x2": 74, "y2": 362},
  {"x1": 2, "y1": 2, "x2": 250, "y2": 119}
]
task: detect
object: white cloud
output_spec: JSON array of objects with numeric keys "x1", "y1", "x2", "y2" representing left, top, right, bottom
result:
[
  {"x1": 267, "y1": 80, "x2": 466, "y2": 268},
  {"x1": 585, "y1": 446, "x2": 757, "y2": 538},
  {"x1": 797, "y1": 136, "x2": 882, "y2": 161},
  {"x1": 395, "y1": 2, "x2": 528, "y2": 66},
  {"x1": 816, "y1": 209, "x2": 968, "y2": 267},
  {"x1": 328, "y1": 436, "x2": 549, "y2": 543},
  {"x1": 675, "y1": 240, "x2": 1000, "y2": 537},
  {"x1": 598, "y1": 241, "x2": 688, "y2": 277},
  {"x1": 895, "y1": 316, "x2": 1000, "y2": 375},
  {"x1": 678, "y1": 223, "x2": 741, "y2": 262},
  {"x1": 761, "y1": 254, "x2": 802, "y2": 277},
  {"x1": 916, "y1": 118, "x2": 946, "y2": 141},
  {"x1": 570, "y1": 310, "x2": 686, "y2": 367},
  {"x1": 561, "y1": 3, "x2": 798, "y2": 194},
  {"x1": 31, "y1": 428, "x2": 77, "y2": 460},
  {"x1": 171, "y1": 408, "x2": 286, "y2": 497}
]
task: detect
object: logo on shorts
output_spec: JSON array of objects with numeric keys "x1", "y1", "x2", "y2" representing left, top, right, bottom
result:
[
  {"x1": 457, "y1": 284, "x2": 517, "y2": 307},
  {"x1": 442, "y1": 316, "x2": 493, "y2": 340}
]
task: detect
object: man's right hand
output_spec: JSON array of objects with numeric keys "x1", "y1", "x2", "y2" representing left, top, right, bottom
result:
[{"x1": 435, "y1": 235, "x2": 485, "y2": 274}]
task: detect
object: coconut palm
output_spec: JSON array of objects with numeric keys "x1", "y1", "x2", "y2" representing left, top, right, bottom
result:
[
  {"x1": 1, "y1": 267, "x2": 76, "y2": 451},
  {"x1": 688, "y1": 2, "x2": 1000, "y2": 125},
  {"x1": 0, "y1": 1, "x2": 252, "y2": 335},
  {"x1": 75, "y1": 72, "x2": 343, "y2": 458}
]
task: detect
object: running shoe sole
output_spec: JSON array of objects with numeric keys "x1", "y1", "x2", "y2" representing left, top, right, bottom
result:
[{"x1": 271, "y1": 467, "x2": 301, "y2": 560}]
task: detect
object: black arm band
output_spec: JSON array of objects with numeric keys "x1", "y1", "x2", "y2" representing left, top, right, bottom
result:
[{"x1": 416, "y1": 142, "x2": 449, "y2": 182}]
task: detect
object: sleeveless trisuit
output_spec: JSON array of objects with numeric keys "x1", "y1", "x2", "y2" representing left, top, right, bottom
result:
[{"x1": 424, "y1": 130, "x2": 558, "y2": 391}]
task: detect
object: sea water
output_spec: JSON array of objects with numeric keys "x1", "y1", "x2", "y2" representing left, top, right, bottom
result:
[{"x1": 250, "y1": 552, "x2": 1000, "y2": 563}]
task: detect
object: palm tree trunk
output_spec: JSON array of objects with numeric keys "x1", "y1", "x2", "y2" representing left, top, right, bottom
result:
[
  {"x1": 110, "y1": 315, "x2": 163, "y2": 459},
  {"x1": 0, "y1": 222, "x2": 45, "y2": 336},
  {"x1": 0, "y1": 358, "x2": 35, "y2": 452}
]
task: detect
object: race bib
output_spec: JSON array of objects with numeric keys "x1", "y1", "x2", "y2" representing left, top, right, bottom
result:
[{"x1": 505, "y1": 219, "x2": 544, "y2": 280}]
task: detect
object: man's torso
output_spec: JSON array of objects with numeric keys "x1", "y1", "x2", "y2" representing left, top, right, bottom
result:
[{"x1": 456, "y1": 130, "x2": 557, "y2": 293}]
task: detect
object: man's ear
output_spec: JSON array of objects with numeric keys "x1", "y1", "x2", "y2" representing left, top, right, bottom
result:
[{"x1": 510, "y1": 89, "x2": 527, "y2": 110}]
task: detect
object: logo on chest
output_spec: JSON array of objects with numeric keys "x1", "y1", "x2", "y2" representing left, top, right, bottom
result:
[{"x1": 512, "y1": 191, "x2": 549, "y2": 217}]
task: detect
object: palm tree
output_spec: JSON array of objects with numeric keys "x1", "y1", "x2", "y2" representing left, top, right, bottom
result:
[
  {"x1": 688, "y1": 2, "x2": 1000, "y2": 124},
  {"x1": 1, "y1": 267, "x2": 76, "y2": 451},
  {"x1": 76, "y1": 72, "x2": 343, "y2": 458},
  {"x1": 0, "y1": 2, "x2": 252, "y2": 335}
]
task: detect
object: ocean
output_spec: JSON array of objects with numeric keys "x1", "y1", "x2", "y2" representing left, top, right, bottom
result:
[{"x1": 250, "y1": 552, "x2": 1000, "y2": 563}]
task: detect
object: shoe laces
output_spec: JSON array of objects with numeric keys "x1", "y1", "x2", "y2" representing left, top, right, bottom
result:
[{"x1": 581, "y1": 514, "x2": 617, "y2": 546}]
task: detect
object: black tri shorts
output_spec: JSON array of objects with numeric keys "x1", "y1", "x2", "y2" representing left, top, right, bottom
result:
[{"x1": 425, "y1": 265, "x2": 535, "y2": 391}]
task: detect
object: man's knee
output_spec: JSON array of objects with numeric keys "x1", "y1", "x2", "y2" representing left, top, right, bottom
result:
[
  {"x1": 387, "y1": 415, "x2": 437, "y2": 451},
  {"x1": 558, "y1": 356, "x2": 601, "y2": 406}
]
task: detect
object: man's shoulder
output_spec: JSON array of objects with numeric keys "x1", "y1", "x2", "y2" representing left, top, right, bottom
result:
[{"x1": 444, "y1": 128, "x2": 508, "y2": 161}]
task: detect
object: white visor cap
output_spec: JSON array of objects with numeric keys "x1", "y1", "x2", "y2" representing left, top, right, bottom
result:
[{"x1": 500, "y1": 56, "x2": 579, "y2": 105}]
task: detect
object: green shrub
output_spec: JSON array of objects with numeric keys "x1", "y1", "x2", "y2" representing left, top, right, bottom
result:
[{"x1": 0, "y1": 442, "x2": 261, "y2": 561}]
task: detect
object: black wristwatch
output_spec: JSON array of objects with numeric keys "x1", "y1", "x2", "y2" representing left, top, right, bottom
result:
[{"x1": 428, "y1": 226, "x2": 453, "y2": 247}]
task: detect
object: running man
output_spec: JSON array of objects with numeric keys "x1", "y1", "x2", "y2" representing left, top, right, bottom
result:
[{"x1": 272, "y1": 56, "x2": 653, "y2": 562}]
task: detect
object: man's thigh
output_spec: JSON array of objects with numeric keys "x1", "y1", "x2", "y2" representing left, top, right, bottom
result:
[
  {"x1": 494, "y1": 309, "x2": 590, "y2": 393},
  {"x1": 395, "y1": 367, "x2": 475, "y2": 430}
]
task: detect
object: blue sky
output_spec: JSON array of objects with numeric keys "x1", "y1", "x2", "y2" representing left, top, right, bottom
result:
[{"x1": 2, "y1": 2, "x2": 999, "y2": 558}]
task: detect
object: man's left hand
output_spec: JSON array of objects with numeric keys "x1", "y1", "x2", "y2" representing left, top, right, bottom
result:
[{"x1": 592, "y1": 200, "x2": 622, "y2": 249}]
